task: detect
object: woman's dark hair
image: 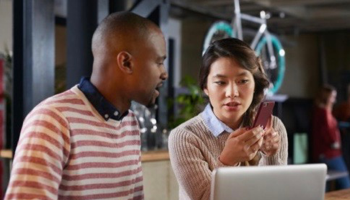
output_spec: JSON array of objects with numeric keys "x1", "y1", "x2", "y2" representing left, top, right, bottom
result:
[{"x1": 199, "y1": 38, "x2": 270, "y2": 126}]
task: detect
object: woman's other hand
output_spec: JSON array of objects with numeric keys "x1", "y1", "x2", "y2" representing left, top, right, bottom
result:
[
  {"x1": 260, "y1": 117, "x2": 280, "y2": 157},
  {"x1": 219, "y1": 126, "x2": 265, "y2": 166}
]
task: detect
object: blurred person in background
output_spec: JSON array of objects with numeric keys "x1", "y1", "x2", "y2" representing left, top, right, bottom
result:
[
  {"x1": 312, "y1": 84, "x2": 350, "y2": 190},
  {"x1": 333, "y1": 83, "x2": 350, "y2": 183}
]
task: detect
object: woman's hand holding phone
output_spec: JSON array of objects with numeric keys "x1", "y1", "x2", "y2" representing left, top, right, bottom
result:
[
  {"x1": 260, "y1": 117, "x2": 281, "y2": 157},
  {"x1": 219, "y1": 126, "x2": 265, "y2": 166}
]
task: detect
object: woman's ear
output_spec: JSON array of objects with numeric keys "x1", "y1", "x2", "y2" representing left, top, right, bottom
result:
[
  {"x1": 204, "y1": 88, "x2": 209, "y2": 96},
  {"x1": 117, "y1": 51, "x2": 133, "y2": 74}
]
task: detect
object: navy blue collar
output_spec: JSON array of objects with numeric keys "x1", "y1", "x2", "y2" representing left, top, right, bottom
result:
[{"x1": 78, "y1": 77, "x2": 128, "y2": 121}]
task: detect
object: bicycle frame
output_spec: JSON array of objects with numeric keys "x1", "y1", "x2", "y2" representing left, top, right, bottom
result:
[{"x1": 233, "y1": 0, "x2": 276, "y2": 69}]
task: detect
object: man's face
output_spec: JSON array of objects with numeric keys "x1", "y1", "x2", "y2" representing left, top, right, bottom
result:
[{"x1": 131, "y1": 30, "x2": 168, "y2": 107}]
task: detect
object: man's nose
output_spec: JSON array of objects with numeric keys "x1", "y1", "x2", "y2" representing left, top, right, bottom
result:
[{"x1": 160, "y1": 66, "x2": 168, "y2": 80}]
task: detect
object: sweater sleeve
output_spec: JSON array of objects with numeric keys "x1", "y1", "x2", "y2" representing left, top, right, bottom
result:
[
  {"x1": 5, "y1": 105, "x2": 70, "y2": 200},
  {"x1": 259, "y1": 116, "x2": 288, "y2": 165},
  {"x1": 168, "y1": 127, "x2": 212, "y2": 200},
  {"x1": 314, "y1": 108, "x2": 339, "y2": 146},
  {"x1": 324, "y1": 111, "x2": 340, "y2": 145}
]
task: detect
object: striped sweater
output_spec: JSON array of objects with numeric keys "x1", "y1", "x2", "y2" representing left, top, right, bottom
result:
[
  {"x1": 169, "y1": 114, "x2": 288, "y2": 200},
  {"x1": 5, "y1": 86, "x2": 144, "y2": 200}
]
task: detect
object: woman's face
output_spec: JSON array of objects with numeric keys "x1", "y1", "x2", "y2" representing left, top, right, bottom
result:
[
  {"x1": 328, "y1": 90, "x2": 337, "y2": 106},
  {"x1": 204, "y1": 57, "x2": 255, "y2": 128}
]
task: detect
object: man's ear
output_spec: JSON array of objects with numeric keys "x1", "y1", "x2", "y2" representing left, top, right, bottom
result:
[{"x1": 117, "y1": 51, "x2": 133, "y2": 74}]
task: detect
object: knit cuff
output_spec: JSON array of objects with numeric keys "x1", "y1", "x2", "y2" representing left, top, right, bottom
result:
[
  {"x1": 260, "y1": 152, "x2": 284, "y2": 165},
  {"x1": 217, "y1": 157, "x2": 240, "y2": 167}
]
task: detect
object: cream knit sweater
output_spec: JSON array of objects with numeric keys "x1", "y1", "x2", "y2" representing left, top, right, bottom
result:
[{"x1": 168, "y1": 114, "x2": 288, "y2": 200}]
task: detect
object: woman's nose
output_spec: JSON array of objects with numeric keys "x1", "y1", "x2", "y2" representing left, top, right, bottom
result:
[{"x1": 226, "y1": 83, "x2": 239, "y2": 98}]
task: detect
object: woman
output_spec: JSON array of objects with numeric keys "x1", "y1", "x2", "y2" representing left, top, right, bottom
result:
[
  {"x1": 312, "y1": 84, "x2": 350, "y2": 190},
  {"x1": 169, "y1": 38, "x2": 288, "y2": 200}
]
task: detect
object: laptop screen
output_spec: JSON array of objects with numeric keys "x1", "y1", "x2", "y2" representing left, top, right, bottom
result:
[{"x1": 210, "y1": 164, "x2": 327, "y2": 200}]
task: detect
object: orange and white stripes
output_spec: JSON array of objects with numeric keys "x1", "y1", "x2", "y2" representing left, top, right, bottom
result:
[{"x1": 5, "y1": 86, "x2": 144, "y2": 200}]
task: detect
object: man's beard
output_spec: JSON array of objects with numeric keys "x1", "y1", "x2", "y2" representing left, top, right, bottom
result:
[
  {"x1": 145, "y1": 91, "x2": 158, "y2": 108},
  {"x1": 146, "y1": 100, "x2": 156, "y2": 108}
]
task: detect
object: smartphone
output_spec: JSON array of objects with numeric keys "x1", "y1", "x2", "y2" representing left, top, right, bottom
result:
[{"x1": 252, "y1": 101, "x2": 275, "y2": 129}]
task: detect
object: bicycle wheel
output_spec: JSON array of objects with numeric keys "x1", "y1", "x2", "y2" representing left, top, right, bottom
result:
[
  {"x1": 203, "y1": 21, "x2": 235, "y2": 54},
  {"x1": 255, "y1": 34, "x2": 285, "y2": 95}
]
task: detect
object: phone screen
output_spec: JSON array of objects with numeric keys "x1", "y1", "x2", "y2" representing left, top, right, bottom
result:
[{"x1": 252, "y1": 101, "x2": 275, "y2": 129}]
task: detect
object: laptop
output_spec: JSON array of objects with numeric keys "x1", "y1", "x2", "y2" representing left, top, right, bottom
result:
[{"x1": 210, "y1": 164, "x2": 327, "y2": 200}]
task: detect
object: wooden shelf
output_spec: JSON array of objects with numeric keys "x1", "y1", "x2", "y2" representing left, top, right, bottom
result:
[
  {"x1": 141, "y1": 150, "x2": 169, "y2": 162},
  {"x1": 0, "y1": 149, "x2": 12, "y2": 159},
  {"x1": 325, "y1": 188, "x2": 350, "y2": 200},
  {"x1": 0, "y1": 149, "x2": 170, "y2": 162}
]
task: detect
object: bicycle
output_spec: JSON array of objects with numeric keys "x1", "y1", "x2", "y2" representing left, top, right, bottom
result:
[{"x1": 203, "y1": 0, "x2": 285, "y2": 95}]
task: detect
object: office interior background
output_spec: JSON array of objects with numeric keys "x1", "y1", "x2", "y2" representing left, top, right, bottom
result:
[{"x1": 1, "y1": 0, "x2": 350, "y2": 199}]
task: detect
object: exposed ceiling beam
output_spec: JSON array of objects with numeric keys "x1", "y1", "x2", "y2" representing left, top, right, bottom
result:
[
  {"x1": 254, "y1": 0, "x2": 350, "y2": 7},
  {"x1": 276, "y1": 5, "x2": 350, "y2": 20},
  {"x1": 199, "y1": 0, "x2": 233, "y2": 6},
  {"x1": 170, "y1": 0, "x2": 350, "y2": 33},
  {"x1": 309, "y1": 7, "x2": 350, "y2": 18},
  {"x1": 170, "y1": 0, "x2": 231, "y2": 20},
  {"x1": 276, "y1": 6, "x2": 308, "y2": 19}
]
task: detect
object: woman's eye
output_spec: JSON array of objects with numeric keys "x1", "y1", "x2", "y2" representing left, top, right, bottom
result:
[
  {"x1": 214, "y1": 81, "x2": 225, "y2": 85},
  {"x1": 238, "y1": 79, "x2": 249, "y2": 84}
]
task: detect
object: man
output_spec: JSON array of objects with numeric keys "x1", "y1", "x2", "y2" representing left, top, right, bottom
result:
[{"x1": 5, "y1": 11, "x2": 168, "y2": 200}]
